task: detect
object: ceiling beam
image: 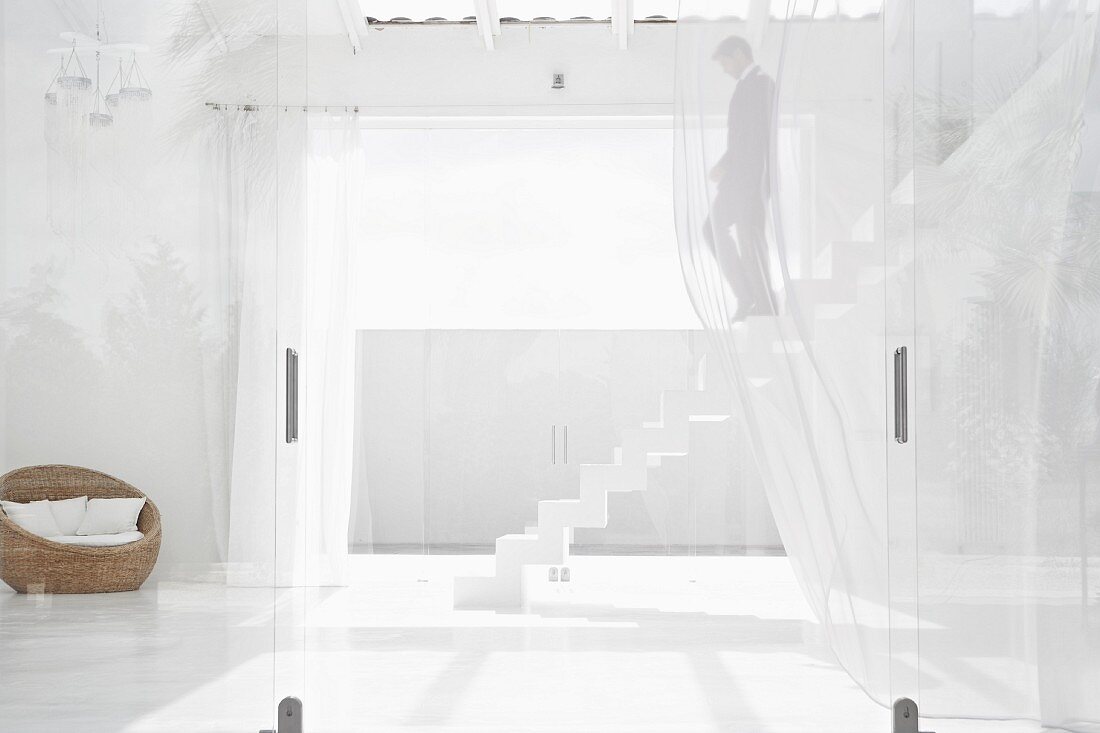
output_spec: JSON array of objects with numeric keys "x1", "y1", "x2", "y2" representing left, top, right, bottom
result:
[
  {"x1": 488, "y1": 0, "x2": 501, "y2": 35},
  {"x1": 473, "y1": 0, "x2": 500, "y2": 51},
  {"x1": 334, "y1": 0, "x2": 366, "y2": 55},
  {"x1": 611, "y1": 0, "x2": 634, "y2": 50}
]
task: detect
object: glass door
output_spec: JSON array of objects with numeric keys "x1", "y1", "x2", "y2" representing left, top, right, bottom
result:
[
  {"x1": 911, "y1": 1, "x2": 1100, "y2": 730},
  {"x1": 0, "y1": 0, "x2": 291, "y2": 730},
  {"x1": 291, "y1": 6, "x2": 920, "y2": 729}
]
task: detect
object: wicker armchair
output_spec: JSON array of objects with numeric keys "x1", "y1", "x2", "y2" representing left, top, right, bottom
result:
[{"x1": 0, "y1": 465, "x2": 162, "y2": 594}]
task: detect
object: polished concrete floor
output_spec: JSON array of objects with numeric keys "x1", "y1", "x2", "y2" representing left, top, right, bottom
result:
[{"x1": 0, "y1": 555, "x2": 1070, "y2": 732}]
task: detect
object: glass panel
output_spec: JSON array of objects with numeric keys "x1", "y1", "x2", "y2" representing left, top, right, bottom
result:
[
  {"x1": 0, "y1": 0, "x2": 285, "y2": 729},
  {"x1": 913, "y1": 1, "x2": 1100, "y2": 730}
]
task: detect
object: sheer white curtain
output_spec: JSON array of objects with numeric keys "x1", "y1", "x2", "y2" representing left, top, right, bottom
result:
[
  {"x1": 203, "y1": 107, "x2": 279, "y2": 585},
  {"x1": 299, "y1": 111, "x2": 359, "y2": 586},
  {"x1": 205, "y1": 108, "x2": 357, "y2": 587},
  {"x1": 674, "y1": 3, "x2": 893, "y2": 705}
]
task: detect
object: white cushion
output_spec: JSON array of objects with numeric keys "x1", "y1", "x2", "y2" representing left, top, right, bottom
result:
[
  {"x1": 76, "y1": 497, "x2": 146, "y2": 536},
  {"x1": 48, "y1": 496, "x2": 88, "y2": 535},
  {"x1": 51, "y1": 531, "x2": 144, "y2": 547},
  {"x1": 1, "y1": 499, "x2": 62, "y2": 537}
]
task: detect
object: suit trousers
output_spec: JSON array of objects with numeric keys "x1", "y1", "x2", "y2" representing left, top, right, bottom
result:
[{"x1": 703, "y1": 190, "x2": 773, "y2": 318}]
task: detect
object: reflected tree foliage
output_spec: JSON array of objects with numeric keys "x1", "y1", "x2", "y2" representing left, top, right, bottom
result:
[
  {"x1": 914, "y1": 21, "x2": 1100, "y2": 553},
  {"x1": 1, "y1": 264, "x2": 105, "y2": 460}
]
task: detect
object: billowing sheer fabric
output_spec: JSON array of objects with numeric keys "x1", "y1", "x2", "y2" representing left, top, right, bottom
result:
[
  {"x1": 300, "y1": 112, "x2": 359, "y2": 586},
  {"x1": 675, "y1": 1, "x2": 1100, "y2": 730},
  {"x1": 204, "y1": 108, "x2": 356, "y2": 587},
  {"x1": 674, "y1": 1, "x2": 894, "y2": 705},
  {"x1": 204, "y1": 107, "x2": 280, "y2": 585}
]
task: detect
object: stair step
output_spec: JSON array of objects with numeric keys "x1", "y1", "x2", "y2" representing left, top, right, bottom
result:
[
  {"x1": 787, "y1": 275, "x2": 858, "y2": 307},
  {"x1": 829, "y1": 241, "x2": 882, "y2": 270},
  {"x1": 587, "y1": 460, "x2": 651, "y2": 492},
  {"x1": 621, "y1": 425, "x2": 688, "y2": 456},
  {"x1": 454, "y1": 575, "x2": 522, "y2": 609},
  {"x1": 538, "y1": 497, "x2": 608, "y2": 530},
  {"x1": 731, "y1": 314, "x2": 813, "y2": 352},
  {"x1": 659, "y1": 390, "x2": 732, "y2": 423},
  {"x1": 496, "y1": 529, "x2": 568, "y2": 568}
]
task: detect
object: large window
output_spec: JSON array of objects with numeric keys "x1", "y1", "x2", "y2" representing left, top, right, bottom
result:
[{"x1": 348, "y1": 124, "x2": 696, "y2": 330}]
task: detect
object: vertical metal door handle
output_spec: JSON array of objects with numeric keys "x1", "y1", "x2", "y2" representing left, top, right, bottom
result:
[
  {"x1": 894, "y1": 346, "x2": 907, "y2": 444},
  {"x1": 286, "y1": 348, "x2": 299, "y2": 444},
  {"x1": 551, "y1": 425, "x2": 556, "y2": 464},
  {"x1": 563, "y1": 425, "x2": 568, "y2": 464}
]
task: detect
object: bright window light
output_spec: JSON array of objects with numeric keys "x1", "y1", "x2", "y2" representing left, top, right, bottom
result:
[{"x1": 338, "y1": 125, "x2": 698, "y2": 330}]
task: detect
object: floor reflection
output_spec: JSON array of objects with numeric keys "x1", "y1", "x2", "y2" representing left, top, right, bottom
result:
[{"x1": 2, "y1": 555, "x2": 1071, "y2": 732}]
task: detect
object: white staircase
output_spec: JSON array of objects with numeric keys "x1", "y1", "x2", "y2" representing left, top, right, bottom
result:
[
  {"x1": 453, "y1": 239, "x2": 885, "y2": 610},
  {"x1": 452, "y1": 389, "x2": 733, "y2": 608}
]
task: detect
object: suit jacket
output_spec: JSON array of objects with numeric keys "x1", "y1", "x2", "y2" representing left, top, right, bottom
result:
[{"x1": 717, "y1": 66, "x2": 775, "y2": 220}]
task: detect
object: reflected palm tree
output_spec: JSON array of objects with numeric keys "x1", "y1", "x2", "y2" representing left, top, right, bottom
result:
[
  {"x1": 912, "y1": 21, "x2": 1100, "y2": 552},
  {"x1": 0, "y1": 264, "x2": 105, "y2": 459}
]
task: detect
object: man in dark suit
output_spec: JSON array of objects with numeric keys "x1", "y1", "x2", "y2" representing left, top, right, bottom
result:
[{"x1": 704, "y1": 36, "x2": 776, "y2": 322}]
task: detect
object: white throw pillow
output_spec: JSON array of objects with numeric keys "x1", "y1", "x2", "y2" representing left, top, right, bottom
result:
[
  {"x1": 48, "y1": 496, "x2": 88, "y2": 536},
  {"x1": 1, "y1": 499, "x2": 63, "y2": 537},
  {"x1": 76, "y1": 497, "x2": 146, "y2": 536}
]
